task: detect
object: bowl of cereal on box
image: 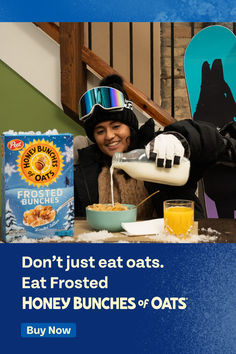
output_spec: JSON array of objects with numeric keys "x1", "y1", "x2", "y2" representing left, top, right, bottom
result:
[{"x1": 86, "y1": 203, "x2": 137, "y2": 232}]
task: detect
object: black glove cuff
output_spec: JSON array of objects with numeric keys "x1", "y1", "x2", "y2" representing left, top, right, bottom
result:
[
  {"x1": 163, "y1": 131, "x2": 191, "y2": 159},
  {"x1": 218, "y1": 136, "x2": 236, "y2": 167},
  {"x1": 220, "y1": 121, "x2": 236, "y2": 139}
]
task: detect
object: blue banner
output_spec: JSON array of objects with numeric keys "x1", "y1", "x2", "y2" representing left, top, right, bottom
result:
[
  {"x1": 0, "y1": 0, "x2": 235, "y2": 21},
  {"x1": 0, "y1": 1, "x2": 236, "y2": 353},
  {"x1": 0, "y1": 244, "x2": 235, "y2": 353}
]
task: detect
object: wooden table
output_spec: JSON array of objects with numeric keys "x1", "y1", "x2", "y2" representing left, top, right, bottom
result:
[
  {"x1": 1, "y1": 218, "x2": 235, "y2": 243},
  {"x1": 198, "y1": 218, "x2": 236, "y2": 243},
  {"x1": 74, "y1": 218, "x2": 236, "y2": 243}
]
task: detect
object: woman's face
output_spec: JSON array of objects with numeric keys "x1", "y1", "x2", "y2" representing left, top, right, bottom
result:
[{"x1": 93, "y1": 120, "x2": 131, "y2": 157}]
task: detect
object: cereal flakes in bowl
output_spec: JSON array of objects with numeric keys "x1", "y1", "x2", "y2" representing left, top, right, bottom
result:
[{"x1": 86, "y1": 203, "x2": 137, "y2": 232}]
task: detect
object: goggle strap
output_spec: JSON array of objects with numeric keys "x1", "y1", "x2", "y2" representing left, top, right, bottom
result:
[
  {"x1": 80, "y1": 100, "x2": 133, "y2": 122},
  {"x1": 79, "y1": 105, "x2": 123, "y2": 122}
]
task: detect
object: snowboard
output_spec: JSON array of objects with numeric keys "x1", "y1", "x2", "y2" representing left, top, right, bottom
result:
[{"x1": 184, "y1": 25, "x2": 236, "y2": 218}]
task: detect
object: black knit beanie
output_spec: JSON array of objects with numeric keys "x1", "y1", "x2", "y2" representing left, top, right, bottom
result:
[{"x1": 83, "y1": 74, "x2": 139, "y2": 142}]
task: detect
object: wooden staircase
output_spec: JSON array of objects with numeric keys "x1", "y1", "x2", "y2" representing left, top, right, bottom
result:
[{"x1": 34, "y1": 22, "x2": 176, "y2": 127}]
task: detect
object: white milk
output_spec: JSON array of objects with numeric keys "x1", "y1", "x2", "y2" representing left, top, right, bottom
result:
[
  {"x1": 110, "y1": 166, "x2": 114, "y2": 206},
  {"x1": 112, "y1": 157, "x2": 190, "y2": 186}
]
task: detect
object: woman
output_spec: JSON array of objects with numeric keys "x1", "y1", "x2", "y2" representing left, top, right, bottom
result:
[{"x1": 74, "y1": 74, "x2": 236, "y2": 219}]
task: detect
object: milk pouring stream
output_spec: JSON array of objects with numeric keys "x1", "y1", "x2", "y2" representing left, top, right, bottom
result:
[{"x1": 111, "y1": 149, "x2": 190, "y2": 186}]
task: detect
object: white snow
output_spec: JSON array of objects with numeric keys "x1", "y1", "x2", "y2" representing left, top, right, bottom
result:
[
  {"x1": 7, "y1": 230, "x2": 114, "y2": 243},
  {"x1": 63, "y1": 145, "x2": 73, "y2": 162},
  {"x1": 4, "y1": 229, "x2": 219, "y2": 244},
  {"x1": 200, "y1": 227, "x2": 221, "y2": 235},
  {"x1": 3, "y1": 129, "x2": 59, "y2": 135},
  {"x1": 4, "y1": 163, "x2": 17, "y2": 177},
  {"x1": 148, "y1": 232, "x2": 218, "y2": 243}
]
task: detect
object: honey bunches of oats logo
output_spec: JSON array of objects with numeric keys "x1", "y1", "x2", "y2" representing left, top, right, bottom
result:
[{"x1": 17, "y1": 139, "x2": 64, "y2": 187}]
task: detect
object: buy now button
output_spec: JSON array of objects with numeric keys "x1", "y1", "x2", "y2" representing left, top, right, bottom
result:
[{"x1": 21, "y1": 323, "x2": 76, "y2": 338}]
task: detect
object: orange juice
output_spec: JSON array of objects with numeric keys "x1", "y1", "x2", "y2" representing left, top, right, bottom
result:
[{"x1": 164, "y1": 206, "x2": 194, "y2": 236}]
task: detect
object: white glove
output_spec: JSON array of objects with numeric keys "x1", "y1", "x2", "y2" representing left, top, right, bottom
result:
[{"x1": 145, "y1": 134, "x2": 185, "y2": 168}]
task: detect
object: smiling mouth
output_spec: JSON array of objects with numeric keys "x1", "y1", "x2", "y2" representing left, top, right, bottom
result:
[{"x1": 106, "y1": 141, "x2": 120, "y2": 149}]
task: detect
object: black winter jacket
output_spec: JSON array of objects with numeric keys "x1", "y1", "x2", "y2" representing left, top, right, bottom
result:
[{"x1": 74, "y1": 119, "x2": 235, "y2": 219}]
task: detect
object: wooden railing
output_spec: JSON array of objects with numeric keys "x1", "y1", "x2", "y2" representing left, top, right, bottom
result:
[{"x1": 34, "y1": 22, "x2": 176, "y2": 127}]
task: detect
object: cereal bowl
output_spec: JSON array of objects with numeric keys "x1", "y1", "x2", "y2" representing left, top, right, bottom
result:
[{"x1": 86, "y1": 204, "x2": 137, "y2": 232}]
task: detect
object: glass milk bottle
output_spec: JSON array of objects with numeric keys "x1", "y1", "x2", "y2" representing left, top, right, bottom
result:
[{"x1": 111, "y1": 149, "x2": 190, "y2": 186}]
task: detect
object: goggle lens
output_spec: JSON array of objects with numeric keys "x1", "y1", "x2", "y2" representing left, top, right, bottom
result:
[{"x1": 79, "y1": 86, "x2": 131, "y2": 121}]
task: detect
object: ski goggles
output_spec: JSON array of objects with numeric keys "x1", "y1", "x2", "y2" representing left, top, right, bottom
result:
[{"x1": 78, "y1": 86, "x2": 133, "y2": 122}]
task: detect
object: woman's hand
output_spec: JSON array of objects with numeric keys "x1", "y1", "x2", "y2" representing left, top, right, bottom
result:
[{"x1": 145, "y1": 134, "x2": 185, "y2": 168}]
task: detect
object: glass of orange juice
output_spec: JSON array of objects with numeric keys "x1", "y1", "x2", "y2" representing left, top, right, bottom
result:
[{"x1": 164, "y1": 200, "x2": 194, "y2": 238}]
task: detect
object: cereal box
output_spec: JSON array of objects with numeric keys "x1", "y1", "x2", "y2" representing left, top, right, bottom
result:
[{"x1": 1, "y1": 132, "x2": 74, "y2": 242}]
